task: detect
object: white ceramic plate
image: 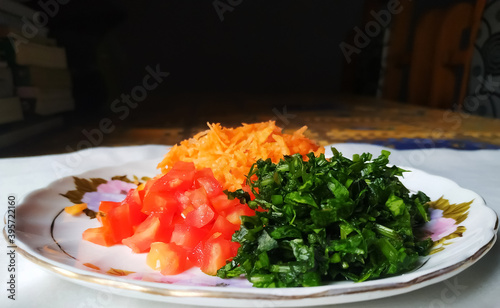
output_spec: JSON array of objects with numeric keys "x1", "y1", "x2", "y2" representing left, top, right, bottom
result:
[{"x1": 4, "y1": 159, "x2": 498, "y2": 307}]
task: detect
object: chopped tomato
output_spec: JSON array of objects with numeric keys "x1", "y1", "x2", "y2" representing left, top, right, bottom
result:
[
  {"x1": 211, "y1": 194, "x2": 240, "y2": 214},
  {"x1": 142, "y1": 192, "x2": 179, "y2": 214},
  {"x1": 210, "y1": 216, "x2": 240, "y2": 240},
  {"x1": 122, "y1": 215, "x2": 160, "y2": 253},
  {"x1": 185, "y1": 187, "x2": 209, "y2": 208},
  {"x1": 170, "y1": 224, "x2": 210, "y2": 249},
  {"x1": 188, "y1": 241, "x2": 205, "y2": 267},
  {"x1": 139, "y1": 175, "x2": 160, "y2": 201},
  {"x1": 147, "y1": 242, "x2": 192, "y2": 275},
  {"x1": 194, "y1": 168, "x2": 223, "y2": 198},
  {"x1": 184, "y1": 203, "x2": 215, "y2": 228},
  {"x1": 82, "y1": 161, "x2": 258, "y2": 277},
  {"x1": 224, "y1": 204, "x2": 255, "y2": 225},
  {"x1": 200, "y1": 235, "x2": 234, "y2": 275},
  {"x1": 241, "y1": 185, "x2": 256, "y2": 199},
  {"x1": 82, "y1": 227, "x2": 116, "y2": 246},
  {"x1": 98, "y1": 201, "x2": 120, "y2": 219},
  {"x1": 97, "y1": 197, "x2": 148, "y2": 243},
  {"x1": 149, "y1": 161, "x2": 195, "y2": 193},
  {"x1": 230, "y1": 241, "x2": 240, "y2": 256},
  {"x1": 106, "y1": 204, "x2": 135, "y2": 241},
  {"x1": 153, "y1": 211, "x2": 175, "y2": 243},
  {"x1": 193, "y1": 167, "x2": 215, "y2": 180},
  {"x1": 121, "y1": 189, "x2": 146, "y2": 226},
  {"x1": 121, "y1": 188, "x2": 141, "y2": 207},
  {"x1": 177, "y1": 187, "x2": 210, "y2": 218}
]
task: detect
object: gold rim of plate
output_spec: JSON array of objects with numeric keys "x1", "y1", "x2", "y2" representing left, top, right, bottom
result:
[{"x1": 3, "y1": 218, "x2": 498, "y2": 301}]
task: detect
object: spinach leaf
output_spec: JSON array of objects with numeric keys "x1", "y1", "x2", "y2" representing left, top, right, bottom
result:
[{"x1": 217, "y1": 149, "x2": 433, "y2": 287}]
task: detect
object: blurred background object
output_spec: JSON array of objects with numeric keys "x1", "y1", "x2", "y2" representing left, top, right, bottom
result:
[
  {"x1": 465, "y1": 0, "x2": 500, "y2": 117},
  {"x1": 343, "y1": 0, "x2": 487, "y2": 110},
  {"x1": 1, "y1": 0, "x2": 499, "y2": 157}
]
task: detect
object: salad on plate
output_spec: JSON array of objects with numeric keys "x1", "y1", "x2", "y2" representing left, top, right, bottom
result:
[{"x1": 60, "y1": 121, "x2": 467, "y2": 288}]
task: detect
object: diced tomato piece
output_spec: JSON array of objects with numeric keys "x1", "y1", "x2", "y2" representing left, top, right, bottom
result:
[
  {"x1": 185, "y1": 187, "x2": 209, "y2": 208},
  {"x1": 194, "y1": 169, "x2": 223, "y2": 198},
  {"x1": 98, "y1": 196, "x2": 148, "y2": 243},
  {"x1": 176, "y1": 190, "x2": 195, "y2": 217},
  {"x1": 149, "y1": 161, "x2": 195, "y2": 193},
  {"x1": 176, "y1": 190, "x2": 191, "y2": 209},
  {"x1": 122, "y1": 215, "x2": 161, "y2": 253},
  {"x1": 147, "y1": 242, "x2": 192, "y2": 275},
  {"x1": 177, "y1": 187, "x2": 210, "y2": 217},
  {"x1": 201, "y1": 235, "x2": 234, "y2": 275},
  {"x1": 210, "y1": 216, "x2": 240, "y2": 240},
  {"x1": 172, "y1": 160, "x2": 196, "y2": 172},
  {"x1": 197, "y1": 176, "x2": 223, "y2": 198},
  {"x1": 188, "y1": 241, "x2": 205, "y2": 267},
  {"x1": 230, "y1": 242, "x2": 240, "y2": 256},
  {"x1": 170, "y1": 224, "x2": 210, "y2": 249},
  {"x1": 184, "y1": 203, "x2": 215, "y2": 228},
  {"x1": 151, "y1": 174, "x2": 190, "y2": 193},
  {"x1": 138, "y1": 177, "x2": 158, "y2": 202},
  {"x1": 181, "y1": 205, "x2": 195, "y2": 217},
  {"x1": 82, "y1": 227, "x2": 117, "y2": 246},
  {"x1": 211, "y1": 194, "x2": 240, "y2": 214},
  {"x1": 130, "y1": 207, "x2": 148, "y2": 227},
  {"x1": 142, "y1": 192, "x2": 179, "y2": 214},
  {"x1": 82, "y1": 162, "x2": 249, "y2": 276},
  {"x1": 224, "y1": 204, "x2": 255, "y2": 225},
  {"x1": 98, "y1": 201, "x2": 120, "y2": 215},
  {"x1": 140, "y1": 176, "x2": 160, "y2": 197},
  {"x1": 153, "y1": 211, "x2": 175, "y2": 243},
  {"x1": 120, "y1": 189, "x2": 147, "y2": 226},
  {"x1": 138, "y1": 188, "x2": 146, "y2": 201},
  {"x1": 171, "y1": 213, "x2": 186, "y2": 225},
  {"x1": 107, "y1": 204, "x2": 135, "y2": 241},
  {"x1": 95, "y1": 203, "x2": 119, "y2": 240},
  {"x1": 241, "y1": 185, "x2": 256, "y2": 200},
  {"x1": 121, "y1": 188, "x2": 141, "y2": 206},
  {"x1": 193, "y1": 168, "x2": 215, "y2": 179}
]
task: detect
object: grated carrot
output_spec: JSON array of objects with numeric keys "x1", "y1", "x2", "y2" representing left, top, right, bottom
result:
[{"x1": 157, "y1": 121, "x2": 324, "y2": 191}]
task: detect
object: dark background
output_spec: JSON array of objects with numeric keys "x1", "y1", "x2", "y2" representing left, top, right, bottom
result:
[
  {"x1": 30, "y1": 0, "x2": 366, "y2": 116},
  {"x1": 4, "y1": 0, "x2": 496, "y2": 158}
]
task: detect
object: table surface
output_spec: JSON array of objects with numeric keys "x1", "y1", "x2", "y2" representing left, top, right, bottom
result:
[
  {"x1": 2, "y1": 94, "x2": 500, "y2": 158},
  {"x1": 1, "y1": 95, "x2": 500, "y2": 308},
  {"x1": 1, "y1": 143, "x2": 499, "y2": 308}
]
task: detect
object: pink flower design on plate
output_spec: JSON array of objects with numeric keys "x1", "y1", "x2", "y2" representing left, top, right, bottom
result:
[
  {"x1": 422, "y1": 209, "x2": 458, "y2": 242},
  {"x1": 82, "y1": 180, "x2": 137, "y2": 211}
]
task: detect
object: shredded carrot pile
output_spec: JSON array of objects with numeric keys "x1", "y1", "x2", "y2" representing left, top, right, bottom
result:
[{"x1": 157, "y1": 121, "x2": 324, "y2": 191}]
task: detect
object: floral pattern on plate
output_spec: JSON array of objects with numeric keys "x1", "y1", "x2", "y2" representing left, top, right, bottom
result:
[
  {"x1": 10, "y1": 159, "x2": 497, "y2": 307},
  {"x1": 59, "y1": 175, "x2": 474, "y2": 281}
]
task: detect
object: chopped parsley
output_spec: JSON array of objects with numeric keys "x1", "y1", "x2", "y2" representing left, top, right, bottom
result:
[{"x1": 217, "y1": 149, "x2": 433, "y2": 287}]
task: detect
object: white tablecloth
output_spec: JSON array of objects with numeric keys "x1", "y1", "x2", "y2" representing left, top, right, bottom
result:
[{"x1": 1, "y1": 144, "x2": 499, "y2": 308}]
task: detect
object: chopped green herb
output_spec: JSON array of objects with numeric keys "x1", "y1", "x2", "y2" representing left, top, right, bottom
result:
[{"x1": 217, "y1": 149, "x2": 433, "y2": 287}]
